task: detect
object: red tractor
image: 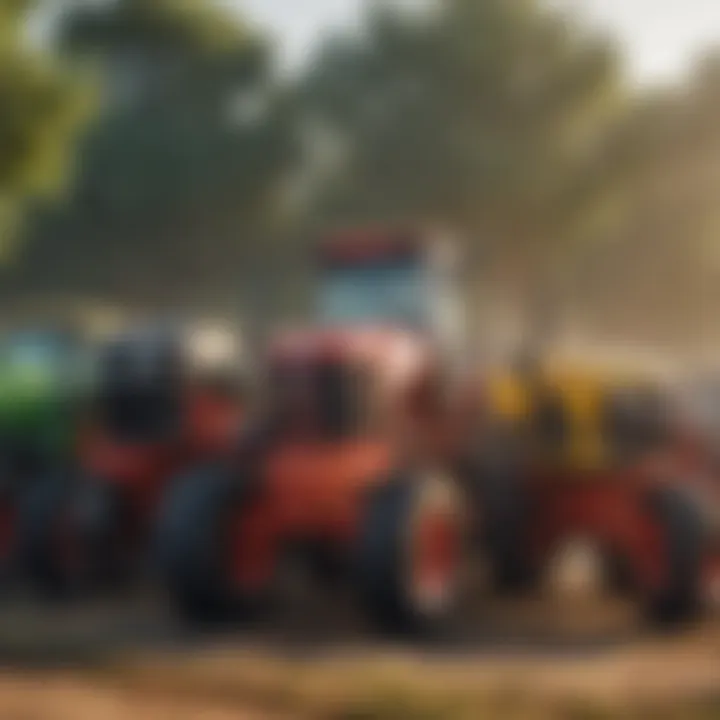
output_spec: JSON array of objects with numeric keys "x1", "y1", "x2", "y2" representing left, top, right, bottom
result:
[
  {"x1": 20, "y1": 321, "x2": 246, "y2": 597},
  {"x1": 478, "y1": 359, "x2": 720, "y2": 626},
  {"x1": 155, "y1": 228, "x2": 482, "y2": 634}
]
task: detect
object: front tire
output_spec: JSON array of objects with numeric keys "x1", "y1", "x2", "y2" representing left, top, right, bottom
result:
[{"x1": 356, "y1": 469, "x2": 467, "y2": 637}]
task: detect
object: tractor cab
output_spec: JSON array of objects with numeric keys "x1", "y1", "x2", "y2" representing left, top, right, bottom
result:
[
  {"x1": 266, "y1": 326, "x2": 431, "y2": 441},
  {"x1": 316, "y1": 228, "x2": 465, "y2": 360},
  {"x1": 263, "y1": 228, "x2": 466, "y2": 441},
  {"x1": 95, "y1": 322, "x2": 245, "y2": 444}
]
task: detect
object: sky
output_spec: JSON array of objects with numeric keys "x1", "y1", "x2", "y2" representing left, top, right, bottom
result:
[{"x1": 234, "y1": 0, "x2": 720, "y2": 84}]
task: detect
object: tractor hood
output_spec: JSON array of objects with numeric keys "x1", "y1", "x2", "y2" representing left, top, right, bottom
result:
[
  {"x1": 0, "y1": 339, "x2": 92, "y2": 446},
  {"x1": 268, "y1": 325, "x2": 432, "y2": 384},
  {"x1": 0, "y1": 366, "x2": 64, "y2": 418}
]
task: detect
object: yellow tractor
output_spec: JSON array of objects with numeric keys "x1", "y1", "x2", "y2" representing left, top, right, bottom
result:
[{"x1": 479, "y1": 352, "x2": 720, "y2": 626}]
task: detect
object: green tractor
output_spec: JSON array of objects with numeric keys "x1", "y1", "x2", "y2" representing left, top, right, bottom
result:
[{"x1": 0, "y1": 328, "x2": 95, "y2": 584}]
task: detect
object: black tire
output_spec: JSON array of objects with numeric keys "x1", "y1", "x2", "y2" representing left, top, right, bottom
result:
[
  {"x1": 18, "y1": 478, "x2": 129, "y2": 599},
  {"x1": 463, "y1": 432, "x2": 532, "y2": 593},
  {"x1": 642, "y1": 485, "x2": 707, "y2": 627},
  {"x1": 480, "y1": 464, "x2": 533, "y2": 592},
  {"x1": 73, "y1": 481, "x2": 133, "y2": 590},
  {"x1": 356, "y1": 470, "x2": 466, "y2": 637},
  {"x1": 0, "y1": 492, "x2": 19, "y2": 589},
  {"x1": 18, "y1": 477, "x2": 75, "y2": 598},
  {"x1": 0, "y1": 454, "x2": 27, "y2": 589},
  {"x1": 154, "y1": 465, "x2": 267, "y2": 625}
]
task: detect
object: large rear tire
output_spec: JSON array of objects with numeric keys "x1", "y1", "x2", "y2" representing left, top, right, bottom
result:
[
  {"x1": 155, "y1": 466, "x2": 271, "y2": 625},
  {"x1": 642, "y1": 485, "x2": 706, "y2": 628},
  {"x1": 0, "y1": 489, "x2": 18, "y2": 589},
  {"x1": 18, "y1": 478, "x2": 129, "y2": 599},
  {"x1": 356, "y1": 469, "x2": 466, "y2": 637},
  {"x1": 0, "y1": 456, "x2": 35, "y2": 589},
  {"x1": 462, "y1": 432, "x2": 532, "y2": 593},
  {"x1": 478, "y1": 461, "x2": 532, "y2": 593}
]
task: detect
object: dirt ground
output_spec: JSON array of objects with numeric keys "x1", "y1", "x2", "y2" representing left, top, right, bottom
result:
[
  {"x1": 0, "y1": 673, "x2": 275, "y2": 720},
  {"x1": 0, "y1": 591, "x2": 719, "y2": 719}
]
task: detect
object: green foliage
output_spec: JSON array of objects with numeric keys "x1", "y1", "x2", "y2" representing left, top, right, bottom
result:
[
  {"x1": 62, "y1": 0, "x2": 253, "y2": 57},
  {"x1": 4, "y1": 0, "x2": 720, "y2": 347},
  {"x1": 301, "y1": 0, "x2": 625, "y2": 289},
  {"x1": 0, "y1": 0, "x2": 91, "y2": 259},
  {"x1": 11, "y1": 0, "x2": 298, "y2": 309}
]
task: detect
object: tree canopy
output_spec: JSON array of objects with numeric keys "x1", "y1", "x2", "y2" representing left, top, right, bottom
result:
[
  {"x1": 301, "y1": 0, "x2": 625, "y2": 298},
  {"x1": 4, "y1": 0, "x2": 720, "y2": 349},
  {"x1": 0, "y1": 0, "x2": 90, "y2": 258},
  {"x1": 7, "y1": 0, "x2": 298, "y2": 311}
]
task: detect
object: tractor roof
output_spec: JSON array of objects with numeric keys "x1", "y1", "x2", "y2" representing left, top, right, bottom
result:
[{"x1": 319, "y1": 226, "x2": 459, "y2": 270}]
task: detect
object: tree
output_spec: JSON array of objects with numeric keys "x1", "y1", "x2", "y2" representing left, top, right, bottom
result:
[
  {"x1": 572, "y1": 51, "x2": 720, "y2": 349},
  {"x1": 0, "y1": 0, "x2": 90, "y2": 259},
  {"x1": 299, "y1": 0, "x2": 627, "y2": 334},
  {"x1": 6, "y1": 0, "x2": 298, "y2": 312}
]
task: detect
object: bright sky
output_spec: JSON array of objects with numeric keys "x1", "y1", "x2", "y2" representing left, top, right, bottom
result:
[
  {"x1": 233, "y1": 0, "x2": 720, "y2": 84},
  {"x1": 570, "y1": 0, "x2": 720, "y2": 82}
]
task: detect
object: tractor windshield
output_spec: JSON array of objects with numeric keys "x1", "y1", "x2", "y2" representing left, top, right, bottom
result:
[{"x1": 318, "y1": 262, "x2": 428, "y2": 329}]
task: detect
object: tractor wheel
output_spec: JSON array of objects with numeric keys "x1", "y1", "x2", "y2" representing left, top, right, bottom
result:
[
  {"x1": 155, "y1": 466, "x2": 271, "y2": 626},
  {"x1": 356, "y1": 469, "x2": 466, "y2": 637},
  {"x1": 0, "y1": 489, "x2": 18, "y2": 588},
  {"x1": 463, "y1": 433, "x2": 531, "y2": 593},
  {"x1": 0, "y1": 457, "x2": 28, "y2": 589},
  {"x1": 641, "y1": 485, "x2": 706, "y2": 628},
  {"x1": 478, "y1": 462, "x2": 533, "y2": 593},
  {"x1": 73, "y1": 481, "x2": 133, "y2": 590},
  {"x1": 18, "y1": 478, "x2": 129, "y2": 599},
  {"x1": 0, "y1": 470, "x2": 20, "y2": 587}
]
